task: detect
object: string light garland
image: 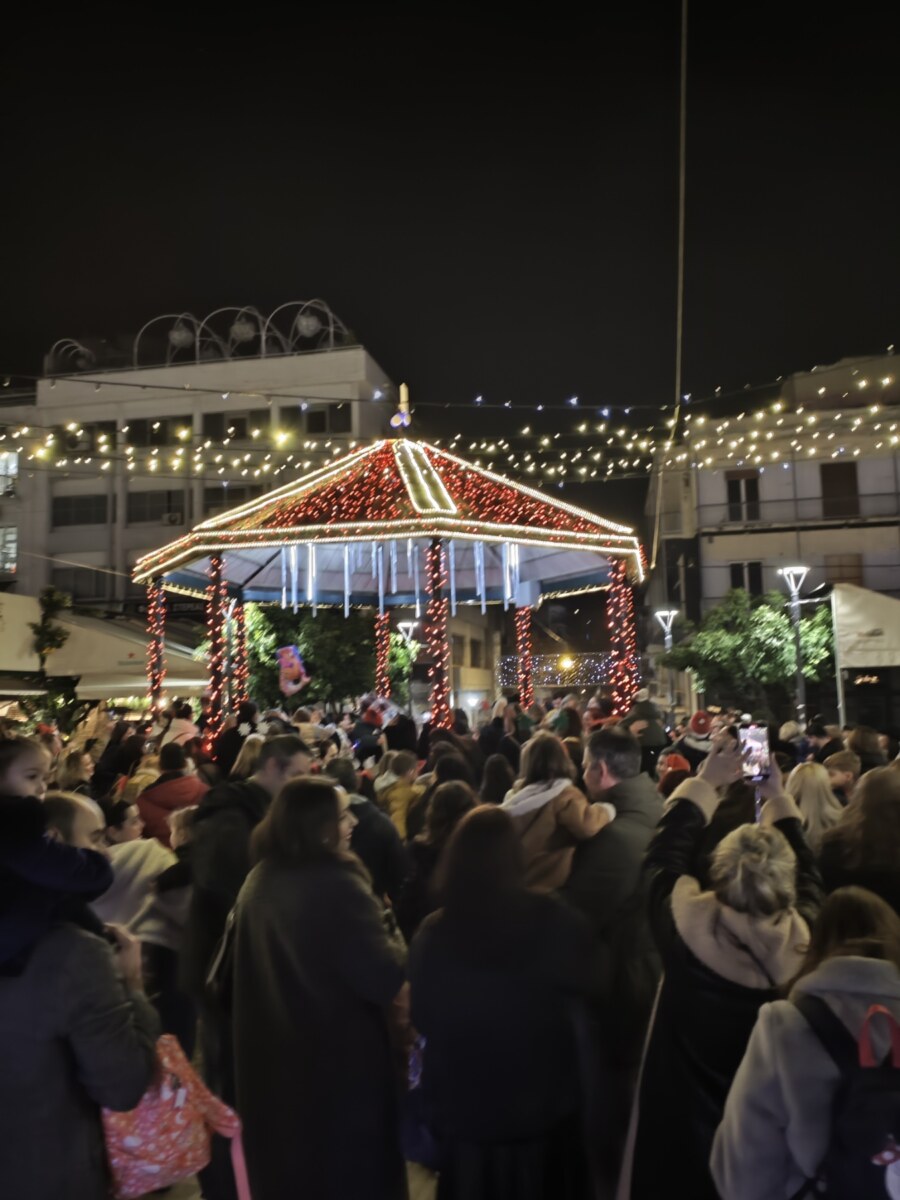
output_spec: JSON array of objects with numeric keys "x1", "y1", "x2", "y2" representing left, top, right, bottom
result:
[
  {"x1": 231, "y1": 599, "x2": 249, "y2": 707},
  {"x1": 606, "y1": 561, "x2": 640, "y2": 714},
  {"x1": 146, "y1": 578, "x2": 167, "y2": 712},
  {"x1": 203, "y1": 554, "x2": 228, "y2": 752},
  {"x1": 374, "y1": 612, "x2": 391, "y2": 697},
  {"x1": 514, "y1": 606, "x2": 535, "y2": 708},
  {"x1": 425, "y1": 538, "x2": 451, "y2": 729},
  {"x1": 496, "y1": 652, "x2": 614, "y2": 690}
]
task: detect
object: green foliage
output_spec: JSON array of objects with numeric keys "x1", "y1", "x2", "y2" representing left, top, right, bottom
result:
[
  {"x1": 243, "y1": 604, "x2": 377, "y2": 709},
  {"x1": 661, "y1": 589, "x2": 834, "y2": 715},
  {"x1": 28, "y1": 586, "x2": 71, "y2": 677},
  {"x1": 388, "y1": 631, "x2": 421, "y2": 706}
]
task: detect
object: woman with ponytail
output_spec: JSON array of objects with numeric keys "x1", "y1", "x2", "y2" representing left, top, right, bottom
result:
[{"x1": 620, "y1": 737, "x2": 824, "y2": 1200}]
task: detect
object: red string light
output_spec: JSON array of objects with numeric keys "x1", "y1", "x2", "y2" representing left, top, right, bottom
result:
[
  {"x1": 374, "y1": 612, "x2": 391, "y2": 697},
  {"x1": 606, "y1": 560, "x2": 640, "y2": 714},
  {"x1": 203, "y1": 554, "x2": 228, "y2": 752},
  {"x1": 425, "y1": 538, "x2": 451, "y2": 729},
  {"x1": 514, "y1": 606, "x2": 535, "y2": 708},
  {"x1": 146, "y1": 578, "x2": 167, "y2": 713},
  {"x1": 232, "y1": 599, "x2": 249, "y2": 707}
]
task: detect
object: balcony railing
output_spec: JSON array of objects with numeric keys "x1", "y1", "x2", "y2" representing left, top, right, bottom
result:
[{"x1": 696, "y1": 492, "x2": 900, "y2": 529}]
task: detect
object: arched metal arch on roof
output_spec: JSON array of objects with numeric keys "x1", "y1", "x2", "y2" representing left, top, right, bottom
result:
[{"x1": 133, "y1": 439, "x2": 644, "y2": 612}]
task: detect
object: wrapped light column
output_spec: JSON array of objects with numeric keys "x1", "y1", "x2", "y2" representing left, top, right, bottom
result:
[
  {"x1": 204, "y1": 554, "x2": 228, "y2": 752},
  {"x1": 606, "y1": 559, "x2": 640, "y2": 714},
  {"x1": 374, "y1": 612, "x2": 391, "y2": 697},
  {"x1": 425, "y1": 538, "x2": 451, "y2": 729},
  {"x1": 514, "y1": 606, "x2": 535, "y2": 709},
  {"x1": 232, "y1": 599, "x2": 249, "y2": 708},
  {"x1": 146, "y1": 577, "x2": 167, "y2": 713}
]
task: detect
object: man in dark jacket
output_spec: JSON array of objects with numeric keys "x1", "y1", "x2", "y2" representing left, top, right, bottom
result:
[
  {"x1": 325, "y1": 757, "x2": 408, "y2": 904},
  {"x1": 560, "y1": 725, "x2": 663, "y2": 1195},
  {"x1": 184, "y1": 733, "x2": 310, "y2": 1200}
]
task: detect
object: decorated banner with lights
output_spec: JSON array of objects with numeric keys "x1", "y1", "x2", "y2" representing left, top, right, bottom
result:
[
  {"x1": 425, "y1": 539, "x2": 451, "y2": 729},
  {"x1": 514, "y1": 607, "x2": 535, "y2": 708},
  {"x1": 231, "y1": 600, "x2": 249, "y2": 707},
  {"x1": 203, "y1": 555, "x2": 228, "y2": 750},
  {"x1": 146, "y1": 578, "x2": 167, "y2": 711},
  {"x1": 606, "y1": 561, "x2": 640, "y2": 714},
  {"x1": 374, "y1": 612, "x2": 391, "y2": 697}
]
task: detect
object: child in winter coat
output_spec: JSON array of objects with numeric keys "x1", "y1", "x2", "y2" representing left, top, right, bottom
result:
[
  {"x1": 375, "y1": 750, "x2": 425, "y2": 840},
  {"x1": 500, "y1": 731, "x2": 614, "y2": 890},
  {"x1": 0, "y1": 737, "x2": 113, "y2": 974}
]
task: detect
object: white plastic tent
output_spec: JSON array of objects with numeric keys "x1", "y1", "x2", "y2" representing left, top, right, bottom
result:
[{"x1": 831, "y1": 583, "x2": 900, "y2": 722}]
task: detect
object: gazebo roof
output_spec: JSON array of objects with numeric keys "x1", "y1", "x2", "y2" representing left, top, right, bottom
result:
[{"x1": 133, "y1": 439, "x2": 644, "y2": 605}]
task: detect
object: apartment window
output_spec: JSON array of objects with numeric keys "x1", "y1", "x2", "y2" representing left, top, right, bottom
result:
[
  {"x1": 203, "y1": 484, "x2": 265, "y2": 516},
  {"x1": 127, "y1": 490, "x2": 183, "y2": 524},
  {"x1": 451, "y1": 634, "x2": 466, "y2": 665},
  {"x1": 125, "y1": 417, "x2": 191, "y2": 448},
  {"x1": 729, "y1": 561, "x2": 764, "y2": 594},
  {"x1": 201, "y1": 410, "x2": 267, "y2": 441},
  {"x1": 470, "y1": 639, "x2": 484, "y2": 669},
  {"x1": 0, "y1": 451, "x2": 16, "y2": 495},
  {"x1": 726, "y1": 470, "x2": 760, "y2": 521},
  {"x1": 306, "y1": 407, "x2": 328, "y2": 434},
  {"x1": 825, "y1": 553, "x2": 863, "y2": 586},
  {"x1": 51, "y1": 566, "x2": 108, "y2": 602},
  {"x1": 51, "y1": 494, "x2": 108, "y2": 527},
  {"x1": 0, "y1": 527, "x2": 16, "y2": 572},
  {"x1": 820, "y1": 461, "x2": 860, "y2": 519},
  {"x1": 329, "y1": 403, "x2": 352, "y2": 433}
]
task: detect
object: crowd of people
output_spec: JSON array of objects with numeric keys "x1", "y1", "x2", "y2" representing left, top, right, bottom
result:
[{"x1": 3, "y1": 687, "x2": 900, "y2": 1200}]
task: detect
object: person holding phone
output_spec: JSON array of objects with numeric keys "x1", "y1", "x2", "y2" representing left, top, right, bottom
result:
[{"x1": 620, "y1": 737, "x2": 824, "y2": 1200}]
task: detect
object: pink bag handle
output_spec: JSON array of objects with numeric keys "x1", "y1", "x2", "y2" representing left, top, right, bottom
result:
[
  {"x1": 859, "y1": 1004, "x2": 900, "y2": 1068},
  {"x1": 230, "y1": 1133, "x2": 252, "y2": 1200}
]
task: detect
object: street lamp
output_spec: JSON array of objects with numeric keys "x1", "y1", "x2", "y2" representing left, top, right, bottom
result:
[
  {"x1": 398, "y1": 620, "x2": 418, "y2": 715},
  {"x1": 655, "y1": 609, "x2": 679, "y2": 725},
  {"x1": 778, "y1": 565, "x2": 809, "y2": 726}
]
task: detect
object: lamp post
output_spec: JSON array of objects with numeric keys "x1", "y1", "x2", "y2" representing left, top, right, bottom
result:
[
  {"x1": 398, "y1": 620, "x2": 418, "y2": 715},
  {"x1": 654, "y1": 609, "x2": 679, "y2": 727},
  {"x1": 779, "y1": 565, "x2": 809, "y2": 727}
]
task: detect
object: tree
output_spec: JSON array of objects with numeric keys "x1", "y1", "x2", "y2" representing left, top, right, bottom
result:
[
  {"x1": 28, "y1": 587, "x2": 71, "y2": 683},
  {"x1": 388, "y1": 630, "x2": 421, "y2": 707},
  {"x1": 241, "y1": 604, "x2": 376, "y2": 709},
  {"x1": 660, "y1": 589, "x2": 834, "y2": 718}
]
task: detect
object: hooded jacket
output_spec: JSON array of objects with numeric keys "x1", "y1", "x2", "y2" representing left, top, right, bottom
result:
[
  {"x1": 624, "y1": 780, "x2": 823, "y2": 1200},
  {"x1": 711, "y1": 956, "x2": 900, "y2": 1200},
  {"x1": 91, "y1": 838, "x2": 176, "y2": 928},
  {"x1": 181, "y1": 778, "x2": 270, "y2": 997},
  {"x1": 500, "y1": 778, "x2": 614, "y2": 891},
  {"x1": 375, "y1": 772, "x2": 424, "y2": 840},
  {"x1": 137, "y1": 770, "x2": 209, "y2": 845}
]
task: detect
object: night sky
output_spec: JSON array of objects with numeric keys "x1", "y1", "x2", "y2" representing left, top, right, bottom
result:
[{"x1": 3, "y1": 7, "x2": 899, "y2": 527}]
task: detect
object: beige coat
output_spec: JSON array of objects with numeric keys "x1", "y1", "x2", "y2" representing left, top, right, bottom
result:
[{"x1": 501, "y1": 778, "x2": 613, "y2": 890}]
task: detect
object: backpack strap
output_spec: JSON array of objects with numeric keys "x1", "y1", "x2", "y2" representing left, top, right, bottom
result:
[{"x1": 793, "y1": 992, "x2": 859, "y2": 1075}]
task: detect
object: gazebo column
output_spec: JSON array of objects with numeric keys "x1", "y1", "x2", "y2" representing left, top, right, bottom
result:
[
  {"x1": 425, "y1": 538, "x2": 452, "y2": 729},
  {"x1": 231, "y1": 597, "x2": 249, "y2": 708},
  {"x1": 374, "y1": 612, "x2": 391, "y2": 697},
  {"x1": 514, "y1": 606, "x2": 535, "y2": 709},
  {"x1": 146, "y1": 577, "x2": 167, "y2": 714},
  {"x1": 204, "y1": 554, "x2": 228, "y2": 751},
  {"x1": 606, "y1": 559, "x2": 640, "y2": 714}
]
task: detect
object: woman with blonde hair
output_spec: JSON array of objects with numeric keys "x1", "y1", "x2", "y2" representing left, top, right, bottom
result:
[
  {"x1": 229, "y1": 733, "x2": 264, "y2": 781},
  {"x1": 786, "y1": 761, "x2": 845, "y2": 853},
  {"x1": 622, "y1": 737, "x2": 823, "y2": 1200},
  {"x1": 500, "y1": 730, "x2": 613, "y2": 890},
  {"x1": 818, "y1": 765, "x2": 900, "y2": 915}
]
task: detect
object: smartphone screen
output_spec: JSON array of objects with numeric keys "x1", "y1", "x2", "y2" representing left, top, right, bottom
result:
[{"x1": 739, "y1": 724, "x2": 770, "y2": 781}]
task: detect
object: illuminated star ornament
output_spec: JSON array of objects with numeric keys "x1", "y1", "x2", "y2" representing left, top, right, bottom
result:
[{"x1": 134, "y1": 439, "x2": 645, "y2": 724}]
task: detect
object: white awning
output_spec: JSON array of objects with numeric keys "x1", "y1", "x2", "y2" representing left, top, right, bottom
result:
[{"x1": 832, "y1": 583, "x2": 900, "y2": 669}]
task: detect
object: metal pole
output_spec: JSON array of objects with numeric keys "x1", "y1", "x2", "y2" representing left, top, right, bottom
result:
[
  {"x1": 831, "y1": 589, "x2": 846, "y2": 728},
  {"x1": 790, "y1": 585, "x2": 806, "y2": 726}
]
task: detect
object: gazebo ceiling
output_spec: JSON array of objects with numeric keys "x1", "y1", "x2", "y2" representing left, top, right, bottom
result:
[{"x1": 133, "y1": 439, "x2": 644, "y2": 606}]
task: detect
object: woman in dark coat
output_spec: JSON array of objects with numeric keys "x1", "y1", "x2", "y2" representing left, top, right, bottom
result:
[
  {"x1": 623, "y1": 739, "x2": 823, "y2": 1200},
  {"x1": 410, "y1": 806, "x2": 593, "y2": 1200},
  {"x1": 818, "y1": 765, "x2": 900, "y2": 915},
  {"x1": 233, "y1": 776, "x2": 407, "y2": 1200},
  {"x1": 395, "y1": 781, "x2": 476, "y2": 942}
]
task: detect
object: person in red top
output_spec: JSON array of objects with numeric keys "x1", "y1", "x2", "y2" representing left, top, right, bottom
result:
[{"x1": 137, "y1": 743, "x2": 208, "y2": 846}]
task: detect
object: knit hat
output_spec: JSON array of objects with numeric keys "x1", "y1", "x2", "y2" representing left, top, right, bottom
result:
[
  {"x1": 661, "y1": 752, "x2": 691, "y2": 775},
  {"x1": 689, "y1": 710, "x2": 712, "y2": 738}
]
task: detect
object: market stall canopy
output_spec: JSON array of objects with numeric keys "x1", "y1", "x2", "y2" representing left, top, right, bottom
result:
[
  {"x1": 0, "y1": 591, "x2": 206, "y2": 698},
  {"x1": 832, "y1": 583, "x2": 900, "y2": 669},
  {"x1": 133, "y1": 439, "x2": 644, "y2": 608}
]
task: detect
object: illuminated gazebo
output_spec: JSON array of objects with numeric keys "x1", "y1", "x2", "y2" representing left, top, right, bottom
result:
[{"x1": 133, "y1": 439, "x2": 645, "y2": 736}]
